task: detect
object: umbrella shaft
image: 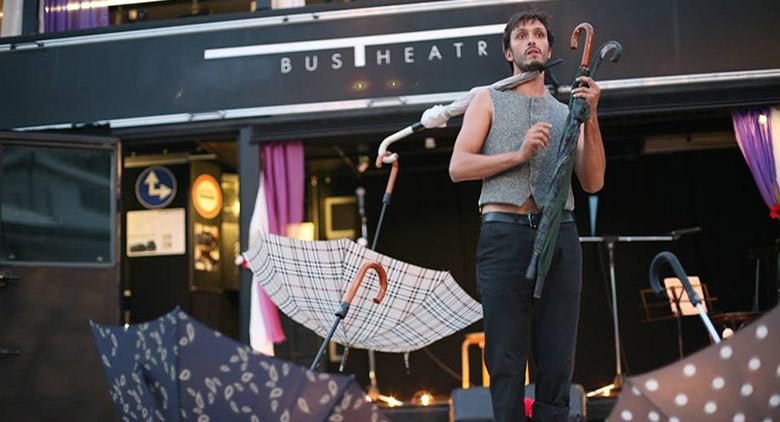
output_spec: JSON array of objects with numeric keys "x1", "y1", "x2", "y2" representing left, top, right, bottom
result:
[
  {"x1": 697, "y1": 303, "x2": 721, "y2": 343},
  {"x1": 371, "y1": 199, "x2": 391, "y2": 251},
  {"x1": 310, "y1": 316, "x2": 343, "y2": 371}
]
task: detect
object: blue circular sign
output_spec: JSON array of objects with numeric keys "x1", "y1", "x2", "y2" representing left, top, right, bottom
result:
[{"x1": 135, "y1": 166, "x2": 177, "y2": 209}]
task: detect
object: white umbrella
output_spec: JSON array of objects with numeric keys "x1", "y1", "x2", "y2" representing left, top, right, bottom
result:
[{"x1": 375, "y1": 59, "x2": 562, "y2": 166}]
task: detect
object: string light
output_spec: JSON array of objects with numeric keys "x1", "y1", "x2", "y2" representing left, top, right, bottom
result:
[{"x1": 412, "y1": 390, "x2": 434, "y2": 406}]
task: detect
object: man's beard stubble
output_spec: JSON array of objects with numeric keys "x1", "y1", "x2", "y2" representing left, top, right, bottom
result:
[{"x1": 518, "y1": 58, "x2": 546, "y2": 73}]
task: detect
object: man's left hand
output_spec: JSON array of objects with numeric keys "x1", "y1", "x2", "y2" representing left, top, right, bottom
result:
[{"x1": 572, "y1": 76, "x2": 600, "y2": 119}]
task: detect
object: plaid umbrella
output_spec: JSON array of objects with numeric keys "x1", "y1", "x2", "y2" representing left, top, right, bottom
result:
[
  {"x1": 525, "y1": 24, "x2": 623, "y2": 298},
  {"x1": 91, "y1": 308, "x2": 385, "y2": 421},
  {"x1": 609, "y1": 304, "x2": 780, "y2": 421},
  {"x1": 242, "y1": 233, "x2": 482, "y2": 353}
]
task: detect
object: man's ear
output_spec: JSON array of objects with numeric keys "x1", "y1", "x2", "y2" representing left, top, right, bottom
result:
[{"x1": 504, "y1": 48, "x2": 513, "y2": 63}]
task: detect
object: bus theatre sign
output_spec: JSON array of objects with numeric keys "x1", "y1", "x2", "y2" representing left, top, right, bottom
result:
[{"x1": 204, "y1": 24, "x2": 505, "y2": 75}]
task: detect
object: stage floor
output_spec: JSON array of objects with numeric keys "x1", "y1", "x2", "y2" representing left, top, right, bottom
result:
[{"x1": 382, "y1": 396, "x2": 617, "y2": 421}]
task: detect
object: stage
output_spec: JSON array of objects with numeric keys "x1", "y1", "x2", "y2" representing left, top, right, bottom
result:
[{"x1": 382, "y1": 396, "x2": 617, "y2": 421}]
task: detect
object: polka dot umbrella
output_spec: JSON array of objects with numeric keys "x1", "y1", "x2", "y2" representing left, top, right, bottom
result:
[{"x1": 609, "y1": 253, "x2": 780, "y2": 422}]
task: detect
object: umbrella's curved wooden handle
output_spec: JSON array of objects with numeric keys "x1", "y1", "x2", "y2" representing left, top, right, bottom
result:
[
  {"x1": 570, "y1": 23, "x2": 594, "y2": 69},
  {"x1": 384, "y1": 159, "x2": 399, "y2": 195},
  {"x1": 343, "y1": 261, "x2": 388, "y2": 305}
]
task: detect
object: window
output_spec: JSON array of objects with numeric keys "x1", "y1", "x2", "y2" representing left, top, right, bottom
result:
[{"x1": 0, "y1": 146, "x2": 114, "y2": 263}]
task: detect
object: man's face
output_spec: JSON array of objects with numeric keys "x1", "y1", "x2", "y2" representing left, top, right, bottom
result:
[{"x1": 505, "y1": 19, "x2": 552, "y2": 73}]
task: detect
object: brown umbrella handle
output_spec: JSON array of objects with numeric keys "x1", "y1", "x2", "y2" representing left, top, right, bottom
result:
[
  {"x1": 570, "y1": 23, "x2": 594, "y2": 69},
  {"x1": 343, "y1": 261, "x2": 388, "y2": 305},
  {"x1": 384, "y1": 160, "x2": 399, "y2": 196}
]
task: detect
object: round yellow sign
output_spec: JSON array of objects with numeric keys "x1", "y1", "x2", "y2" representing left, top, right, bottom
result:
[{"x1": 192, "y1": 174, "x2": 223, "y2": 219}]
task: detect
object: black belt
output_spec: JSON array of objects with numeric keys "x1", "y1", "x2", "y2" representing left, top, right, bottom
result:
[{"x1": 481, "y1": 211, "x2": 575, "y2": 229}]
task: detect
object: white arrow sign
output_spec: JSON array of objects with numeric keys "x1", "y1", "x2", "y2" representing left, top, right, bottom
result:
[{"x1": 144, "y1": 171, "x2": 173, "y2": 200}]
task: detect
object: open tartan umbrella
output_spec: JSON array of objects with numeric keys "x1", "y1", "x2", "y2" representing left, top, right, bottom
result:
[
  {"x1": 525, "y1": 24, "x2": 623, "y2": 298},
  {"x1": 609, "y1": 253, "x2": 780, "y2": 421},
  {"x1": 91, "y1": 308, "x2": 384, "y2": 421},
  {"x1": 241, "y1": 233, "x2": 483, "y2": 354}
]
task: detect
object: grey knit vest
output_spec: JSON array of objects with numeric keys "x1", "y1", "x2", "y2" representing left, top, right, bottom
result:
[{"x1": 478, "y1": 88, "x2": 575, "y2": 211}]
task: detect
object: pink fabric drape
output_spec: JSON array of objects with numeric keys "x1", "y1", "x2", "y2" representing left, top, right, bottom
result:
[
  {"x1": 732, "y1": 107, "x2": 780, "y2": 218},
  {"x1": 255, "y1": 141, "x2": 305, "y2": 343},
  {"x1": 262, "y1": 142, "x2": 305, "y2": 235}
]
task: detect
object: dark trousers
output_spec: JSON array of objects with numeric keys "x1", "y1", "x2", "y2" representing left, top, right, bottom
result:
[{"x1": 476, "y1": 217, "x2": 582, "y2": 422}]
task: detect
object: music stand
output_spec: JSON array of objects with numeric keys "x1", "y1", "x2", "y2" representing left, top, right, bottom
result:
[
  {"x1": 640, "y1": 277, "x2": 718, "y2": 360},
  {"x1": 580, "y1": 230, "x2": 698, "y2": 391}
]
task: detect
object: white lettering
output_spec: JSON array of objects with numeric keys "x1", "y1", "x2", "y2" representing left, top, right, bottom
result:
[
  {"x1": 305, "y1": 55, "x2": 318, "y2": 72},
  {"x1": 281, "y1": 57, "x2": 292, "y2": 74},
  {"x1": 428, "y1": 45, "x2": 442, "y2": 61},
  {"x1": 404, "y1": 47, "x2": 415, "y2": 64},
  {"x1": 376, "y1": 49, "x2": 391, "y2": 65},
  {"x1": 331, "y1": 53, "x2": 343, "y2": 70},
  {"x1": 478, "y1": 40, "x2": 488, "y2": 56},
  {"x1": 453, "y1": 42, "x2": 463, "y2": 58}
]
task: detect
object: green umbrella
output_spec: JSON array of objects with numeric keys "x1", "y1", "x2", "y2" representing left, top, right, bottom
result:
[{"x1": 525, "y1": 24, "x2": 622, "y2": 298}]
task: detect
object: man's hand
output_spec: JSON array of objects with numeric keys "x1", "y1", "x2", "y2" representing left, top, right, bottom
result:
[
  {"x1": 572, "y1": 76, "x2": 601, "y2": 118},
  {"x1": 518, "y1": 122, "x2": 551, "y2": 162}
]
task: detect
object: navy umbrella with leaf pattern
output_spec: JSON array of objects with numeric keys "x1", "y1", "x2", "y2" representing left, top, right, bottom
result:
[{"x1": 91, "y1": 308, "x2": 385, "y2": 421}]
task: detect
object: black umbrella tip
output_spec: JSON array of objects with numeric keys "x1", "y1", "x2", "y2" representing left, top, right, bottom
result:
[{"x1": 525, "y1": 253, "x2": 539, "y2": 280}]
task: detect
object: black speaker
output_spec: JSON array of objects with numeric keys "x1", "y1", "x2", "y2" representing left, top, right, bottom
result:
[
  {"x1": 449, "y1": 387, "x2": 494, "y2": 422},
  {"x1": 449, "y1": 384, "x2": 587, "y2": 422}
]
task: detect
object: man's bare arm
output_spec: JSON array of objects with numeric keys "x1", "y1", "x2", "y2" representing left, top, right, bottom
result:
[
  {"x1": 450, "y1": 90, "x2": 550, "y2": 182},
  {"x1": 572, "y1": 76, "x2": 605, "y2": 192}
]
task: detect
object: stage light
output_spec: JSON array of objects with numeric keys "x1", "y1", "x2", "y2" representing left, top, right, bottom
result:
[
  {"x1": 420, "y1": 393, "x2": 432, "y2": 406},
  {"x1": 412, "y1": 390, "x2": 434, "y2": 406},
  {"x1": 386, "y1": 395, "x2": 403, "y2": 407},
  {"x1": 758, "y1": 114, "x2": 768, "y2": 126}
]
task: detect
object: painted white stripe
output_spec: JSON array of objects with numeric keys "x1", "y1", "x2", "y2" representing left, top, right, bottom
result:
[
  {"x1": 559, "y1": 68, "x2": 780, "y2": 92},
  {"x1": 0, "y1": 0, "x2": 549, "y2": 52},
  {"x1": 203, "y1": 24, "x2": 505, "y2": 61},
  {"x1": 14, "y1": 68, "x2": 780, "y2": 131}
]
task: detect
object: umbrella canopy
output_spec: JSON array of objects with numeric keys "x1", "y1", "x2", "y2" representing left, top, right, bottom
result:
[
  {"x1": 609, "y1": 304, "x2": 780, "y2": 421},
  {"x1": 242, "y1": 233, "x2": 482, "y2": 353},
  {"x1": 91, "y1": 308, "x2": 384, "y2": 421},
  {"x1": 525, "y1": 25, "x2": 623, "y2": 298}
]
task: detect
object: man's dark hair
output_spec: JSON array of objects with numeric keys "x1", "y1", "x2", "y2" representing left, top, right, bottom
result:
[
  {"x1": 502, "y1": 11, "x2": 554, "y2": 71},
  {"x1": 502, "y1": 11, "x2": 554, "y2": 51}
]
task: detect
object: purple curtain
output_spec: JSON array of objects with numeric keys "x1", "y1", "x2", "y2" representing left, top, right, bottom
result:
[
  {"x1": 732, "y1": 108, "x2": 780, "y2": 219},
  {"x1": 43, "y1": 0, "x2": 109, "y2": 33},
  {"x1": 262, "y1": 141, "x2": 305, "y2": 235},
  {"x1": 254, "y1": 141, "x2": 304, "y2": 343}
]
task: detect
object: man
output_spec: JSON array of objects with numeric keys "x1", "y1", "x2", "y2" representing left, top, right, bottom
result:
[{"x1": 449, "y1": 11, "x2": 605, "y2": 422}]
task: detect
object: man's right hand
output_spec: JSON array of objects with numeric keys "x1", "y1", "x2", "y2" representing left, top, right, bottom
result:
[{"x1": 518, "y1": 122, "x2": 551, "y2": 162}]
